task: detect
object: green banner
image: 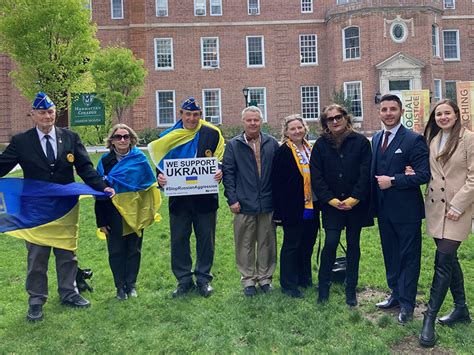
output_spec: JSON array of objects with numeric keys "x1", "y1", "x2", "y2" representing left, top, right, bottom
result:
[{"x1": 70, "y1": 93, "x2": 105, "y2": 126}]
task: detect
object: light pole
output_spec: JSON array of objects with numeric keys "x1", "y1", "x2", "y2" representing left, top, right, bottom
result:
[{"x1": 242, "y1": 87, "x2": 249, "y2": 107}]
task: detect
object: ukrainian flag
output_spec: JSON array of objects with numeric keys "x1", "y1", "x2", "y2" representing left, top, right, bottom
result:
[
  {"x1": 96, "y1": 147, "x2": 161, "y2": 238},
  {"x1": 186, "y1": 176, "x2": 198, "y2": 184},
  {"x1": 0, "y1": 178, "x2": 108, "y2": 251}
]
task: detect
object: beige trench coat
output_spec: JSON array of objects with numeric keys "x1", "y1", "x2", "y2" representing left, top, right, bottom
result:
[{"x1": 425, "y1": 128, "x2": 474, "y2": 241}]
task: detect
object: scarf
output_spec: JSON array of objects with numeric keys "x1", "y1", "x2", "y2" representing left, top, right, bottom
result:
[{"x1": 286, "y1": 139, "x2": 314, "y2": 220}]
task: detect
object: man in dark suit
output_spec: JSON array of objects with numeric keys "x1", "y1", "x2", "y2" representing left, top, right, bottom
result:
[
  {"x1": 371, "y1": 94, "x2": 430, "y2": 324},
  {"x1": 0, "y1": 92, "x2": 114, "y2": 322}
]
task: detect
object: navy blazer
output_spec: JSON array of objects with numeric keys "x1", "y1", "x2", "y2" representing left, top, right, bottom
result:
[{"x1": 370, "y1": 125, "x2": 430, "y2": 223}]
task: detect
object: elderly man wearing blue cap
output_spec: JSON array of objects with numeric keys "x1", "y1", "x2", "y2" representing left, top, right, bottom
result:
[
  {"x1": 0, "y1": 92, "x2": 115, "y2": 321},
  {"x1": 148, "y1": 97, "x2": 224, "y2": 298}
]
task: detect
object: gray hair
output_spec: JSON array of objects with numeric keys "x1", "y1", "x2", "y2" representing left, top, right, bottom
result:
[
  {"x1": 241, "y1": 106, "x2": 263, "y2": 120},
  {"x1": 105, "y1": 123, "x2": 139, "y2": 150}
]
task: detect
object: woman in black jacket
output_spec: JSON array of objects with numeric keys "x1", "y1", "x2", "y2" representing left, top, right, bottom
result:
[
  {"x1": 310, "y1": 104, "x2": 373, "y2": 306},
  {"x1": 272, "y1": 114, "x2": 320, "y2": 298}
]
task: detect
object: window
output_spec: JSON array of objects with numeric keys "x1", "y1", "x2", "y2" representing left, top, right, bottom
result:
[
  {"x1": 434, "y1": 80, "x2": 442, "y2": 103},
  {"x1": 248, "y1": 88, "x2": 267, "y2": 122},
  {"x1": 443, "y1": 30, "x2": 460, "y2": 60},
  {"x1": 344, "y1": 81, "x2": 363, "y2": 119},
  {"x1": 248, "y1": 0, "x2": 260, "y2": 15},
  {"x1": 301, "y1": 86, "x2": 320, "y2": 120},
  {"x1": 389, "y1": 80, "x2": 410, "y2": 91},
  {"x1": 154, "y1": 38, "x2": 173, "y2": 70},
  {"x1": 301, "y1": 0, "x2": 313, "y2": 13},
  {"x1": 443, "y1": 0, "x2": 455, "y2": 9},
  {"x1": 343, "y1": 27, "x2": 360, "y2": 60},
  {"x1": 156, "y1": 91, "x2": 176, "y2": 126},
  {"x1": 111, "y1": 0, "x2": 123, "y2": 19},
  {"x1": 432, "y1": 24, "x2": 440, "y2": 57},
  {"x1": 390, "y1": 21, "x2": 408, "y2": 43},
  {"x1": 210, "y1": 0, "x2": 222, "y2": 15},
  {"x1": 300, "y1": 34, "x2": 318, "y2": 66},
  {"x1": 201, "y1": 37, "x2": 219, "y2": 69},
  {"x1": 195, "y1": 0, "x2": 206, "y2": 16},
  {"x1": 246, "y1": 36, "x2": 264, "y2": 67},
  {"x1": 445, "y1": 81, "x2": 457, "y2": 101},
  {"x1": 156, "y1": 0, "x2": 168, "y2": 16},
  {"x1": 203, "y1": 89, "x2": 221, "y2": 124},
  {"x1": 85, "y1": 0, "x2": 92, "y2": 10},
  {"x1": 337, "y1": 0, "x2": 360, "y2": 4}
]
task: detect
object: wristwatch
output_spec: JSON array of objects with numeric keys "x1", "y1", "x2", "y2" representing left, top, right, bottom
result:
[{"x1": 390, "y1": 177, "x2": 396, "y2": 187}]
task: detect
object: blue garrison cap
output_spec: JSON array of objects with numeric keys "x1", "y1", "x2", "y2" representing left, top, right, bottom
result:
[
  {"x1": 181, "y1": 97, "x2": 201, "y2": 111},
  {"x1": 32, "y1": 92, "x2": 55, "y2": 110}
]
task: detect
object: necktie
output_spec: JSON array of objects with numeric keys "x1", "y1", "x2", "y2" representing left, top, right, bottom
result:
[
  {"x1": 44, "y1": 135, "x2": 55, "y2": 165},
  {"x1": 380, "y1": 131, "x2": 391, "y2": 154}
]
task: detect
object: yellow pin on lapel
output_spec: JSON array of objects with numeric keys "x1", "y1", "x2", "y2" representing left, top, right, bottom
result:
[
  {"x1": 205, "y1": 149, "x2": 213, "y2": 157},
  {"x1": 67, "y1": 153, "x2": 75, "y2": 163}
]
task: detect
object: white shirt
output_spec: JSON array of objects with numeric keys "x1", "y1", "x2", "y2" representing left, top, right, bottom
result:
[
  {"x1": 382, "y1": 122, "x2": 402, "y2": 148},
  {"x1": 36, "y1": 126, "x2": 57, "y2": 160}
]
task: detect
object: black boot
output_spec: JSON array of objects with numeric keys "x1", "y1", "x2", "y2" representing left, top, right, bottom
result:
[
  {"x1": 345, "y1": 287, "x2": 357, "y2": 307},
  {"x1": 318, "y1": 282, "x2": 330, "y2": 304},
  {"x1": 438, "y1": 256, "x2": 471, "y2": 326},
  {"x1": 419, "y1": 251, "x2": 454, "y2": 347}
]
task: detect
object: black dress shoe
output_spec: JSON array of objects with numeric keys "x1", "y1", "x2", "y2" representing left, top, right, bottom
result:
[
  {"x1": 61, "y1": 293, "x2": 91, "y2": 308},
  {"x1": 26, "y1": 305, "x2": 43, "y2": 322},
  {"x1": 260, "y1": 284, "x2": 273, "y2": 294},
  {"x1": 172, "y1": 282, "x2": 195, "y2": 298},
  {"x1": 376, "y1": 296, "x2": 400, "y2": 309},
  {"x1": 282, "y1": 288, "x2": 304, "y2": 298},
  {"x1": 398, "y1": 308, "x2": 414, "y2": 324},
  {"x1": 345, "y1": 288, "x2": 358, "y2": 307},
  {"x1": 243, "y1": 286, "x2": 257, "y2": 297},
  {"x1": 127, "y1": 288, "x2": 138, "y2": 298},
  {"x1": 116, "y1": 288, "x2": 128, "y2": 301},
  {"x1": 197, "y1": 283, "x2": 213, "y2": 298}
]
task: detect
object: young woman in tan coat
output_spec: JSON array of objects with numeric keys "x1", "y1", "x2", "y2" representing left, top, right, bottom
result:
[{"x1": 410, "y1": 99, "x2": 474, "y2": 347}]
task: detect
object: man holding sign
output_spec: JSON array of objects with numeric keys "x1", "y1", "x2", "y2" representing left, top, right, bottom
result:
[{"x1": 148, "y1": 97, "x2": 224, "y2": 298}]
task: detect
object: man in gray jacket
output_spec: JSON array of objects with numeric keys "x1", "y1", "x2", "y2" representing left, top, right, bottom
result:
[{"x1": 223, "y1": 106, "x2": 279, "y2": 297}]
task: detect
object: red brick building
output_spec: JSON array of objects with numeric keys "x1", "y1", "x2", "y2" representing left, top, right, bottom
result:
[{"x1": 1, "y1": 0, "x2": 473, "y2": 142}]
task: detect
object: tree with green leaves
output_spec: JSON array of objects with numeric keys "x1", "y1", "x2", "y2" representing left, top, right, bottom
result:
[
  {"x1": 331, "y1": 86, "x2": 354, "y2": 114},
  {"x1": 0, "y1": 0, "x2": 98, "y2": 116},
  {"x1": 90, "y1": 46, "x2": 147, "y2": 123}
]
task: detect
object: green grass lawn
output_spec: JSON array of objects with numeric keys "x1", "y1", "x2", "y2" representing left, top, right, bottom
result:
[{"x1": 1, "y1": 153, "x2": 473, "y2": 353}]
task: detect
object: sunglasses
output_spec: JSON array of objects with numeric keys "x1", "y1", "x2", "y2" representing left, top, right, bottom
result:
[
  {"x1": 326, "y1": 114, "x2": 345, "y2": 123},
  {"x1": 112, "y1": 134, "x2": 131, "y2": 141}
]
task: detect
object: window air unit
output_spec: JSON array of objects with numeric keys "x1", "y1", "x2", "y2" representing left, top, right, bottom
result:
[
  {"x1": 157, "y1": 9, "x2": 167, "y2": 16},
  {"x1": 196, "y1": 8, "x2": 205, "y2": 15},
  {"x1": 209, "y1": 60, "x2": 219, "y2": 68},
  {"x1": 444, "y1": 2, "x2": 455, "y2": 9},
  {"x1": 249, "y1": 8, "x2": 259, "y2": 15},
  {"x1": 209, "y1": 116, "x2": 220, "y2": 123}
]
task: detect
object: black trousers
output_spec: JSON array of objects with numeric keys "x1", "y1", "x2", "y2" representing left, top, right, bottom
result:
[
  {"x1": 378, "y1": 217, "x2": 421, "y2": 310},
  {"x1": 280, "y1": 220, "x2": 318, "y2": 290},
  {"x1": 170, "y1": 211, "x2": 216, "y2": 285},
  {"x1": 318, "y1": 226, "x2": 362, "y2": 290},
  {"x1": 106, "y1": 231, "x2": 143, "y2": 291},
  {"x1": 25, "y1": 241, "x2": 78, "y2": 305}
]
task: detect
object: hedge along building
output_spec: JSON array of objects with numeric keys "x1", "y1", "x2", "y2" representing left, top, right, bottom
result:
[{"x1": 1, "y1": 0, "x2": 473, "y2": 143}]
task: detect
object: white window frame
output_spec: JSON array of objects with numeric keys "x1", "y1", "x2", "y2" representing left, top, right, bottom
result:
[
  {"x1": 434, "y1": 79, "x2": 442, "y2": 103},
  {"x1": 337, "y1": 0, "x2": 359, "y2": 4},
  {"x1": 301, "y1": 0, "x2": 313, "y2": 13},
  {"x1": 342, "y1": 26, "x2": 360, "y2": 61},
  {"x1": 156, "y1": 90, "x2": 176, "y2": 127},
  {"x1": 443, "y1": 0, "x2": 455, "y2": 9},
  {"x1": 154, "y1": 38, "x2": 174, "y2": 70},
  {"x1": 299, "y1": 34, "x2": 318, "y2": 66},
  {"x1": 432, "y1": 24, "x2": 440, "y2": 57},
  {"x1": 210, "y1": 0, "x2": 222, "y2": 16},
  {"x1": 246, "y1": 36, "x2": 265, "y2": 68},
  {"x1": 248, "y1": 0, "x2": 260, "y2": 15},
  {"x1": 443, "y1": 29, "x2": 460, "y2": 61},
  {"x1": 194, "y1": 0, "x2": 207, "y2": 16},
  {"x1": 300, "y1": 86, "x2": 320, "y2": 121},
  {"x1": 344, "y1": 81, "x2": 363, "y2": 120},
  {"x1": 202, "y1": 89, "x2": 222, "y2": 125},
  {"x1": 111, "y1": 0, "x2": 124, "y2": 19},
  {"x1": 247, "y1": 87, "x2": 267, "y2": 122},
  {"x1": 201, "y1": 37, "x2": 220, "y2": 69},
  {"x1": 156, "y1": 0, "x2": 168, "y2": 17}
]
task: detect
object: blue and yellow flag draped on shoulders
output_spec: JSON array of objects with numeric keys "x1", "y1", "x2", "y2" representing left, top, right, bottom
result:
[
  {"x1": 96, "y1": 147, "x2": 161, "y2": 238},
  {"x1": 147, "y1": 119, "x2": 224, "y2": 171},
  {"x1": 0, "y1": 178, "x2": 107, "y2": 251}
]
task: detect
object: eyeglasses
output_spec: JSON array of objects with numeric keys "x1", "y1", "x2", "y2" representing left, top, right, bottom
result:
[
  {"x1": 112, "y1": 134, "x2": 131, "y2": 141},
  {"x1": 326, "y1": 114, "x2": 345, "y2": 123}
]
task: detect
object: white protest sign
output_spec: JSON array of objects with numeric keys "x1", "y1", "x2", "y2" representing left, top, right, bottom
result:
[{"x1": 163, "y1": 157, "x2": 219, "y2": 197}]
